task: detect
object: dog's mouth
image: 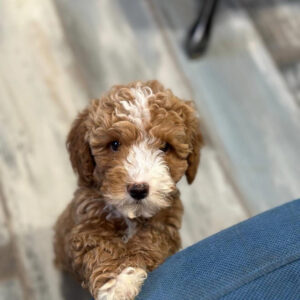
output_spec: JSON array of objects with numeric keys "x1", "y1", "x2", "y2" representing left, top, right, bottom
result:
[
  {"x1": 102, "y1": 199, "x2": 158, "y2": 221},
  {"x1": 103, "y1": 192, "x2": 173, "y2": 219},
  {"x1": 102, "y1": 179, "x2": 177, "y2": 219},
  {"x1": 121, "y1": 188, "x2": 178, "y2": 219},
  {"x1": 121, "y1": 203, "x2": 158, "y2": 219}
]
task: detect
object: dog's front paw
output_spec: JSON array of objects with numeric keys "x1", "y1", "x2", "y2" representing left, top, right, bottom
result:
[{"x1": 97, "y1": 267, "x2": 147, "y2": 300}]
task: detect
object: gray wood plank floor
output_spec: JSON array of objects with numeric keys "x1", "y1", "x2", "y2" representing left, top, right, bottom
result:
[
  {"x1": 0, "y1": 0, "x2": 299, "y2": 299},
  {"x1": 242, "y1": 0, "x2": 300, "y2": 106},
  {"x1": 152, "y1": 0, "x2": 300, "y2": 213}
]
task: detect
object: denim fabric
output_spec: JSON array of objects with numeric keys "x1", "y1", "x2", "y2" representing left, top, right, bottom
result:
[{"x1": 137, "y1": 199, "x2": 300, "y2": 300}]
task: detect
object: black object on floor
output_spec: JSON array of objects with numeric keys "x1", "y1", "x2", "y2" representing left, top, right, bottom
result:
[{"x1": 185, "y1": 0, "x2": 220, "y2": 58}]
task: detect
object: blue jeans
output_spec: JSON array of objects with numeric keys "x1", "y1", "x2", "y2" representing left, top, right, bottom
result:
[{"x1": 137, "y1": 199, "x2": 300, "y2": 300}]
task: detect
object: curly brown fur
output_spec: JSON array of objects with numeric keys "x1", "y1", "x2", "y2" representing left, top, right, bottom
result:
[{"x1": 54, "y1": 80, "x2": 203, "y2": 299}]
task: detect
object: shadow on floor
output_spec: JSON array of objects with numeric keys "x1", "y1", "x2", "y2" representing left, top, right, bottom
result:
[{"x1": 60, "y1": 272, "x2": 91, "y2": 300}]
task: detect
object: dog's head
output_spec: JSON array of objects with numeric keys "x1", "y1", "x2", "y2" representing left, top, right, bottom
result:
[{"x1": 67, "y1": 81, "x2": 203, "y2": 218}]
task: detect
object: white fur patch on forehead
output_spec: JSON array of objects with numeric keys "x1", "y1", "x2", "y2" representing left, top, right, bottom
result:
[{"x1": 117, "y1": 86, "x2": 153, "y2": 128}]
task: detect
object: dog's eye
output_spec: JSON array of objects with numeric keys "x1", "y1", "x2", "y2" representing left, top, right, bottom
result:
[
  {"x1": 110, "y1": 140, "x2": 120, "y2": 151},
  {"x1": 160, "y1": 142, "x2": 170, "y2": 152}
]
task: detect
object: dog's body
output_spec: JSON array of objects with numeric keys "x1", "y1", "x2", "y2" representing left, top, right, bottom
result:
[{"x1": 54, "y1": 80, "x2": 202, "y2": 299}]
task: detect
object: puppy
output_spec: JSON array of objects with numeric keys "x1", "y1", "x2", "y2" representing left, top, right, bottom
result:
[{"x1": 54, "y1": 80, "x2": 202, "y2": 300}]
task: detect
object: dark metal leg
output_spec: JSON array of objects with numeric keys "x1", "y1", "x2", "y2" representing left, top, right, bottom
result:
[{"x1": 185, "y1": 0, "x2": 220, "y2": 58}]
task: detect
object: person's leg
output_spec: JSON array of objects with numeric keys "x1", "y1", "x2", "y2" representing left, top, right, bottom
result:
[{"x1": 137, "y1": 199, "x2": 300, "y2": 300}]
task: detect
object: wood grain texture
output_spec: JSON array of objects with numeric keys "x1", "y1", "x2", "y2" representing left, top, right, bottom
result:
[
  {"x1": 0, "y1": 0, "x2": 86, "y2": 298},
  {"x1": 151, "y1": 0, "x2": 300, "y2": 213},
  {"x1": 180, "y1": 145, "x2": 248, "y2": 247},
  {"x1": 241, "y1": 0, "x2": 300, "y2": 107},
  {"x1": 241, "y1": 0, "x2": 300, "y2": 68},
  {"x1": 53, "y1": 0, "x2": 191, "y2": 98},
  {"x1": 0, "y1": 199, "x2": 10, "y2": 248},
  {"x1": 3, "y1": 0, "x2": 296, "y2": 298},
  {"x1": 0, "y1": 278, "x2": 24, "y2": 300}
]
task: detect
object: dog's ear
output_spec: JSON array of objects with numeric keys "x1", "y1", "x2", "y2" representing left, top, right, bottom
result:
[
  {"x1": 184, "y1": 102, "x2": 203, "y2": 184},
  {"x1": 67, "y1": 108, "x2": 95, "y2": 187}
]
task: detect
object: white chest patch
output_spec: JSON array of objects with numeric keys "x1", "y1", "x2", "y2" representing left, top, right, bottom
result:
[{"x1": 117, "y1": 86, "x2": 152, "y2": 129}]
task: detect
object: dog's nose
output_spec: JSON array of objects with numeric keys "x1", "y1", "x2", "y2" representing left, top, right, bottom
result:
[{"x1": 127, "y1": 183, "x2": 149, "y2": 201}]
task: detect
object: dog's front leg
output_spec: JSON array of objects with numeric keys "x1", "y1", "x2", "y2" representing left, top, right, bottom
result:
[
  {"x1": 95, "y1": 223, "x2": 180, "y2": 300},
  {"x1": 93, "y1": 224, "x2": 179, "y2": 300},
  {"x1": 125, "y1": 197, "x2": 183, "y2": 272},
  {"x1": 80, "y1": 247, "x2": 147, "y2": 300},
  {"x1": 69, "y1": 238, "x2": 147, "y2": 300}
]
